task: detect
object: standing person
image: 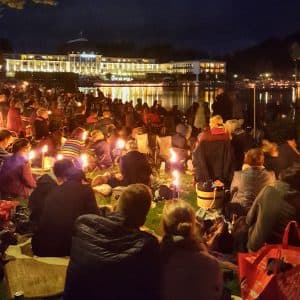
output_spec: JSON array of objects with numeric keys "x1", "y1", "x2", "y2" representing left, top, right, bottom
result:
[
  {"x1": 193, "y1": 115, "x2": 233, "y2": 187},
  {"x1": 0, "y1": 138, "x2": 36, "y2": 198},
  {"x1": 161, "y1": 199, "x2": 223, "y2": 300},
  {"x1": 212, "y1": 92, "x2": 233, "y2": 122},
  {"x1": 31, "y1": 166, "x2": 98, "y2": 257},
  {"x1": 64, "y1": 184, "x2": 160, "y2": 300}
]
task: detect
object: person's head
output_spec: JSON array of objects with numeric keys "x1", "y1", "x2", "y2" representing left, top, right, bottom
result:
[
  {"x1": 103, "y1": 110, "x2": 111, "y2": 118},
  {"x1": 125, "y1": 139, "x2": 138, "y2": 152},
  {"x1": 89, "y1": 109, "x2": 98, "y2": 117},
  {"x1": 90, "y1": 130, "x2": 104, "y2": 142},
  {"x1": 0, "y1": 129, "x2": 13, "y2": 149},
  {"x1": 279, "y1": 164, "x2": 300, "y2": 190},
  {"x1": 53, "y1": 159, "x2": 74, "y2": 184},
  {"x1": 70, "y1": 127, "x2": 86, "y2": 140},
  {"x1": 261, "y1": 140, "x2": 279, "y2": 157},
  {"x1": 244, "y1": 148, "x2": 264, "y2": 167},
  {"x1": 12, "y1": 138, "x2": 31, "y2": 156},
  {"x1": 209, "y1": 115, "x2": 224, "y2": 129},
  {"x1": 162, "y1": 199, "x2": 195, "y2": 238},
  {"x1": 117, "y1": 184, "x2": 153, "y2": 228},
  {"x1": 36, "y1": 108, "x2": 49, "y2": 119}
]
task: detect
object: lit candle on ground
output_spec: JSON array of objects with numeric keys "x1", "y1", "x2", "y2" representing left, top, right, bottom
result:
[
  {"x1": 170, "y1": 148, "x2": 177, "y2": 163},
  {"x1": 80, "y1": 153, "x2": 88, "y2": 169},
  {"x1": 172, "y1": 170, "x2": 180, "y2": 188},
  {"x1": 57, "y1": 154, "x2": 63, "y2": 161},
  {"x1": 116, "y1": 139, "x2": 126, "y2": 150},
  {"x1": 41, "y1": 145, "x2": 48, "y2": 169}
]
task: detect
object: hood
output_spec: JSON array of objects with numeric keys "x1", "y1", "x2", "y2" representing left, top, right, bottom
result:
[
  {"x1": 36, "y1": 174, "x2": 57, "y2": 186},
  {"x1": 70, "y1": 213, "x2": 155, "y2": 267}
]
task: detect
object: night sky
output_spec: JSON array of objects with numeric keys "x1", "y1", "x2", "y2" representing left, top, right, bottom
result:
[{"x1": 1, "y1": 0, "x2": 300, "y2": 54}]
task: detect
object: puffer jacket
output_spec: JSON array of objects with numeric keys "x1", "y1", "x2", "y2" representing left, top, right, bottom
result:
[{"x1": 64, "y1": 213, "x2": 160, "y2": 300}]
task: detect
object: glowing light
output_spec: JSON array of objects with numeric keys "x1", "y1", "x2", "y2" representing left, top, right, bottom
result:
[
  {"x1": 41, "y1": 145, "x2": 48, "y2": 154},
  {"x1": 47, "y1": 110, "x2": 52, "y2": 115},
  {"x1": 172, "y1": 170, "x2": 179, "y2": 187},
  {"x1": 170, "y1": 148, "x2": 177, "y2": 163},
  {"x1": 82, "y1": 131, "x2": 88, "y2": 141},
  {"x1": 116, "y1": 139, "x2": 126, "y2": 149},
  {"x1": 80, "y1": 54, "x2": 96, "y2": 59},
  {"x1": 77, "y1": 102, "x2": 82, "y2": 107},
  {"x1": 57, "y1": 154, "x2": 63, "y2": 160},
  {"x1": 80, "y1": 153, "x2": 88, "y2": 168},
  {"x1": 29, "y1": 151, "x2": 35, "y2": 160}
]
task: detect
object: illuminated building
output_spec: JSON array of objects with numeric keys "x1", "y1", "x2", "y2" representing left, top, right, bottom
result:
[{"x1": 4, "y1": 53, "x2": 226, "y2": 80}]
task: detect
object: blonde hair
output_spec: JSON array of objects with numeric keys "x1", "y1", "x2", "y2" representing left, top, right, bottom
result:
[
  {"x1": 209, "y1": 115, "x2": 224, "y2": 129},
  {"x1": 162, "y1": 199, "x2": 195, "y2": 237},
  {"x1": 244, "y1": 148, "x2": 264, "y2": 166},
  {"x1": 36, "y1": 108, "x2": 48, "y2": 117},
  {"x1": 91, "y1": 130, "x2": 104, "y2": 140},
  {"x1": 261, "y1": 139, "x2": 278, "y2": 154}
]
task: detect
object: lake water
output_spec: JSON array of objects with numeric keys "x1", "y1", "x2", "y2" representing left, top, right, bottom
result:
[{"x1": 79, "y1": 85, "x2": 300, "y2": 114}]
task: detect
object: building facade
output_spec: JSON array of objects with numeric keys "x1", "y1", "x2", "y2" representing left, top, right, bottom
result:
[{"x1": 5, "y1": 53, "x2": 226, "y2": 80}]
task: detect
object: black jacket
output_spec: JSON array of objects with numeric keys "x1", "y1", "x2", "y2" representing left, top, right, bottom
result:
[
  {"x1": 120, "y1": 150, "x2": 152, "y2": 186},
  {"x1": 31, "y1": 180, "x2": 98, "y2": 257},
  {"x1": 29, "y1": 174, "x2": 57, "y2": 227},
  {"x1": 64, "y1": 213, "x2": 160, "y2": 300},
  {"x1": 34, "y1": 116, "x2": 49, "y2": 140}
]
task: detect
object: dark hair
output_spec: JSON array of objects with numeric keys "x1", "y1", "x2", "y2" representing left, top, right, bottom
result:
[
  {"x1": 70, "y1": 127, "x2": 85, "y2": 139},
  {"x1": 65, "y1": 166, "x2": 87, "y2": 182},
  {"x1": 279, "y1": 164, "x2": 300, "y2": 190},
  {"x1": 53, "y1": 159, "x2": 74, "y2": 179},
  {"x1": 0, "y1": 129, "x2": 12, "y2": 142},
  {"x1": 12, "y1": 138, "x2": 30, "y2": 154}
]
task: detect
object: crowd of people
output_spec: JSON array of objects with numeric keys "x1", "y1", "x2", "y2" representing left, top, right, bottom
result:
[{"x1": 0, "y1": 80, "x2": 300, "y2": 299}]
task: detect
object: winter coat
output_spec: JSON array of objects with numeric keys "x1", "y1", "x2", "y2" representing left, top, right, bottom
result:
[
  {"x1": 31, "y1": 180, "x2": 98, "y2": 257},
  {"x1": 0, "y1": 154, "x2": 36, "y2": 198},
  {"x1": 120, "y1": 150, "x2": 152, "y2": 186},
  {"x1": 193, "y1": 102, "x2": 208, "y2": 130},
  {"x1": 160, "y1": 236, "x2": 223, "y2": 300},
  {"x1": 231, "y1": 167, "x2": 276, "y2": 211},
  {"x1": 193, "y1": 129, "x2": 233, "y2": 185},
  {"x1": 172, "y1": 133, "x2": 188, "y2": 150},
  {"x1": 0, "y1": 147, "x2": 11, "y2": 171},
  {"x1": 64, "y1": 213, "x2": 160, "y2": 300},
  {"x1": 29, "y1": 174, "x2": 57, "y2": 227},
  {"x1": 34, "y1": 116, "x2": 49, "y2": 140},
  {"x1": 278, "y1": 142, "x2": 300, "y2": 171},
  {"x1": 247, "y1": 181, "x2": 300, "y2": 252}
]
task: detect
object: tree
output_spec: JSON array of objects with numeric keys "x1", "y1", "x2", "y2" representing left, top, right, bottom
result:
[{"x1": 0, "y1": 0, "x2": 57, "y2": 9}]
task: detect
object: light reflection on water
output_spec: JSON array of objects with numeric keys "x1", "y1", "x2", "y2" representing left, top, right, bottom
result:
[
  {"x1": 79, "y1": 86, "x2": 219, "y2": 110},
  {"x1": 79, "y1": 86, "x2": 300, "y2": 111}
]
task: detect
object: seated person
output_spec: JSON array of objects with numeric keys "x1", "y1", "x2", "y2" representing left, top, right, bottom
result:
[
  {"x1": 31, "y1": 166, "x2": 98, "y2": 257},
  {"x1": 119, "y1": 140, "x2": 152, "y2": 186},
  {"x1": 34, "y1": 108, "x2": 49, "y2": 141},
  {"x1": 86, "y1": 109, "x2": 98, "y2": 125},
  {"x1": 160, "y1": 199, "x2": 223, "y2": 300},
  {"x1": 64, "y1": 184, "x2": 160, "y2": 300},
  {"x1": 231, "y1": 148, "x2": 276, "y2": 213},
  {"x1": 247, "y1": 165, "x2": 300, "y2": 252},
  {"x1": 88, "y1": 130, "x2": 113, "y2": 169},
  {"x1": 29, "y1": 159, "x2": 74, "y2": 228},
  {"x1": 0, "y1": 138, "x2": 36, "y2": 199},
  {"x1": 0, "y1": 129, "x2": 13, "y2": 170}
]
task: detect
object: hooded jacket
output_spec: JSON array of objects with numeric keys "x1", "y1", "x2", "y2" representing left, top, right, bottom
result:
[{"x1": 64, "y1": 213, "x2": 160, "y2": 300}]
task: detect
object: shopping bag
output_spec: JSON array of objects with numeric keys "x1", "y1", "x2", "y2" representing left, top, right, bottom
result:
[{"x1": 238, "y1": 221, "x2": 300, "y2": 300}]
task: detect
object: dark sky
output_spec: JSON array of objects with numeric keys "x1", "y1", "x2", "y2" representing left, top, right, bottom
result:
[{"x1": 1, "y1": 0, "x2": 300, "y2": 54}]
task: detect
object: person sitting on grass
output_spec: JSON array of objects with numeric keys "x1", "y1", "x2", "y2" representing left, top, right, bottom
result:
[
  {"x1": 31, "y1": 166, "x2": 98, "y2": 257},
  {"x1": 64, "y1": 184, "x2": 160, "y2": 300},
  {"x1": 160, "y1": 199, "x2": 223, "y2": 300}
]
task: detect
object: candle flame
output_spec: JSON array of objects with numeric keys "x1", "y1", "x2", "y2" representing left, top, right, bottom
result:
[
  {"x1": 42, "y1": 145, "x2": 48, "y2": 154},
  {"x1": 170, "y1": 148, "x2": 177, "y2": 163},
  {"x1": 57, "y1": 154, "x2": 63, "y2": 161},
  {"x1": 80, "y1": 153, "x2": 88, "y2": 168},
  {"x1": 116, "y1": 139, "x2": 126, "y2": 149},
  {"x1": 29, "y1": 150, "x2": 35, "y2": 160}
]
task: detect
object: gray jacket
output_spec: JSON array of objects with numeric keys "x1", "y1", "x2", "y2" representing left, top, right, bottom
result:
[{"x1": 231, "y1": 167, "x2": 275, "y2": 210}]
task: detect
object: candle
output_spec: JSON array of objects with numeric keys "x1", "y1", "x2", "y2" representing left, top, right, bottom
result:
[
  {"x1": 116, "y1": 139, "x2": 125, "y2": 150},
  {"x1": 80, "y1": 153, "x2": 88, "y2": 169},
  {"x1": 57, "y1": 154, "x2": 63, "y2": 161},
  {"x1": 172, "y1": 170, "x2": 179, "y2": 187},
  {"x1": 41, "y1": 145, "x2": 48, "y2": 170},
  {"x1": 170, "y1": 148, "x2": 177, "y2": 163},
  {"x1": 82, "y1": 131, "x2": 88, "y2": 141},
  {"x1": 29, "y1": 150, "x2": 35, "y2": 161}
]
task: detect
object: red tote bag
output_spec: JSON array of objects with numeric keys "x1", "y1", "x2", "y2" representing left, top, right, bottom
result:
[{"x1": 238, "y1": 221, "x2": 300, "y2": 300}]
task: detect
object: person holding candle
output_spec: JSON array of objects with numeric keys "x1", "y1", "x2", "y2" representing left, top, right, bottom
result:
[
  {"x1": 0, "y1": 138, "x2": 36, "y2": 199},
  {"x1": 33, "y1": 108, "x2": 49, "y2": 141}
]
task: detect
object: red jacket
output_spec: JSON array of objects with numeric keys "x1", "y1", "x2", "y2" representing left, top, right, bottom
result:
[{"x1": 7, "y1": 108, "x2": 24, "y2": 134}]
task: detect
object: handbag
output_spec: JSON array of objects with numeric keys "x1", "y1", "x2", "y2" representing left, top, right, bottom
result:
[
  {"x1": 238, "y1": 221, "x2": 300, "y2": 300},
  {"x1": 196, "y1": 181, "x2": 224, "y2": 209}
]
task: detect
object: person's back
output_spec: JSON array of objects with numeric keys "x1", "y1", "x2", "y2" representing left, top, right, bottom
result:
[
  {"x1": 160, "y1": 200, "x2": 223, "y2": 300},
  {"x1": 64, "y1": 184, "x2": 160, "y2": 300},
  {"x1": 231, "y1": 167, "x2": 275, "y2": 210},
  {"x1": 32, "y1": 176, "x2": 98, "y2": 257}
]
